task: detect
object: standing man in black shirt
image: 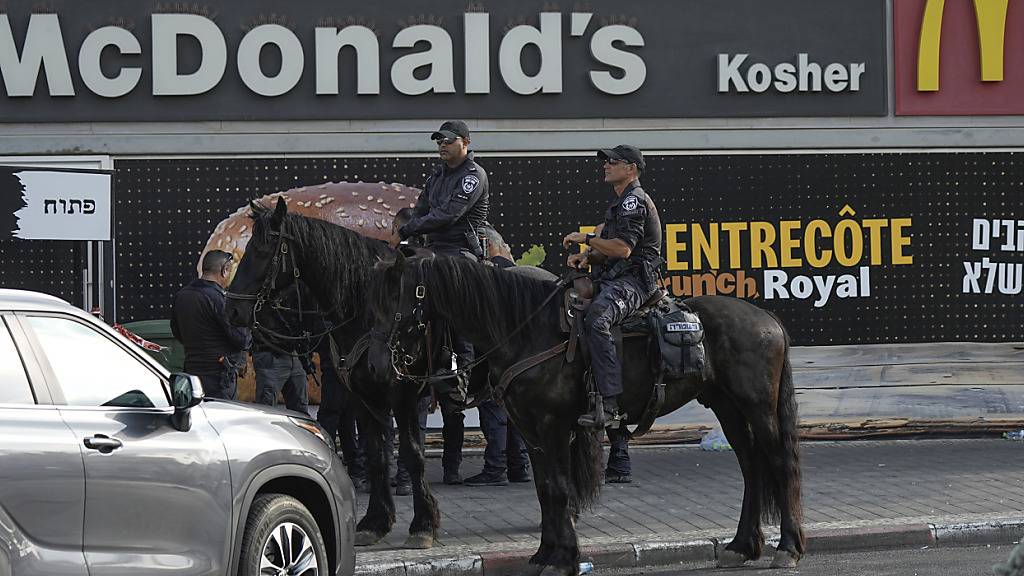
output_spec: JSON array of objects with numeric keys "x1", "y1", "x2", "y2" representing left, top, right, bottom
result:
[
  {"x1": 562, "y1": 145, "x2": 663, "y2": 429},
  {"x1": 398, "y1": 120, "x2": 489, "y2": 484},
  {"x1": 171, "y1": 250, "x2": 251, "y2": 400}
]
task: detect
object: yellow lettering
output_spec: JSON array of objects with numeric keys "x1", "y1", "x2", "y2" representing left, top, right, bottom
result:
[
  {"x1": 834, "y1": 219, "x2": 864, "y2": 266},
  {"x1": 804, "y1": 220, "x2": 832, "y2": 268},
  {"x1": 721, "y1": 222, "x2": 748, "y2": 269},
  {"x1": 665, "y1": 223, "x2": 689, "y2": 271},
  {"x1": 750, "y1": 222, "x2": 778, "y2": 268},
  {"x1": 691, "y1": 223, "x2": 720, "y2": 270},
  {"x1": 779, "y1": 220, "x2": 802, "y2": 267},
  {"x1": 861, "y1": 219, "x2": 889, "y2": 265},
  {"x1": 891, "y1": 218, "x2": 914, "y2": 264}
]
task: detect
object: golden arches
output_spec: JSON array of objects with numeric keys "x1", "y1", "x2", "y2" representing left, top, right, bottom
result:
[{"x1": 916, "y1": 0, "x2": 1010, "y2": 92}]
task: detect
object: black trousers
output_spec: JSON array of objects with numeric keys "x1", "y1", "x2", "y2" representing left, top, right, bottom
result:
[
  {"x1": 315, "y1": 343, "x2": 365, "y2": 479},
  {"x1": 584, "y1": 275, "x2": 647, "y2": 398},
  {"x1": 606, "y1": 426, "x2": 631, "y2": 475},
  {"x1": 478, "y1": 400, "x2": 529, "y2": 474}
]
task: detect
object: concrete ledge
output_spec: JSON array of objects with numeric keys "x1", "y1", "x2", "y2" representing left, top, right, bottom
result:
[
  {"x1": 357, "y1": 559, "x2": 408, "y2": 576},
  {"x1": 405, "y1": 556, "x2": 483, "y2": 576},
  {"x1": 806, "y1": 524, "x2": 935, "y2": 552},
  {"x1": 934, "y1": 520, "x2": 1024, "y2": 547},
  {"x1": 633, "y1": 539, "x2": 717, "y2": 566},
  {"x1": 479, "y1": 550, "x2": 532, "y2": 576},
  {"x1": 357, "y1": 520, "x2": 1024, "y2": 576},
  {"x1": 580, "y1": 542, "x2": 637, "y2": 569}
]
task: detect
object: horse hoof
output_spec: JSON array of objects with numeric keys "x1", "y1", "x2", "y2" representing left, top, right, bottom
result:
[
  {"x1": 354, "y1": 530, "x2": 383, "y2": 546},
  {"x1": 769, "y1": 549, "x2": 800, "y2": 569},
  {"x1": 716, "y1": 549, "x2": 749, "y2": 568},
  {"x1": 403, "y1": 533, "x2": 434, "y2": 549}
]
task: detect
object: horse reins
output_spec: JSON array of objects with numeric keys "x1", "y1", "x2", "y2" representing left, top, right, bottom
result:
[
  {"x1": 385, "y1": 266, "x2": 571, "y2": 385},
  {"x1": 225, "y1": 222, "x2": 354, "y2": 358}
]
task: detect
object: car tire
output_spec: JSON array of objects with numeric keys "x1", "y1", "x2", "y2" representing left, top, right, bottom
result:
[{"x1": 239, "y1": 493, "x2": 328, "y2": 576}]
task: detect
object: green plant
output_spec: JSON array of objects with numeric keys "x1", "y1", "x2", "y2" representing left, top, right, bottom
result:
[{"x1": 516, "y1": 244, "x2": 547, "y2": 267}]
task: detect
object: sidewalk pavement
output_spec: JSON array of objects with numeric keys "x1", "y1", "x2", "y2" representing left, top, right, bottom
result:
[
  {"x1": 421, "y1": 341, "x2": 1024, "y2": 444},
  {"x1": 350, "y1": 342, "x2": 1024, "y2": 574},
  {"x1": 355, "y1": 439, "x2": 1024, "y2": 575}
]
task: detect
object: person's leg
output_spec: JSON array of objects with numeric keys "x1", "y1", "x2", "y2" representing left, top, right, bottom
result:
[
  {"x1": 316, "y1": 357, "x2": 342, "y2": 440},
  {"x1": 196, "y1": 372, "x2": 228, "y2": 399},
  {"x1": 282, "y1": 356, "x2": 310, "y2": 415},
  {"x1": 439, "y1": 393, "x2": 465, "y2": 484},
  {"x1": 580, "y1": 276, "x2": 646, "y2": 427},
  {"x1": 217, "y1": 357, "x2": 241, "y2": 401},
  {"x1": 605, "y1": 426, "x2": 632, "y2": 483},
  {"x1": 253, "y1": 351, "x2": 285, "y2": 406},
  {"x1": 466, "y1": 400, "x2": 509, "y2": 486},
  {"x1": 339, "y1": 391, "x2": 365, "y2": 479},
  {"x1": 506, "y1": 416, "x2": 532, "y2": 482}
]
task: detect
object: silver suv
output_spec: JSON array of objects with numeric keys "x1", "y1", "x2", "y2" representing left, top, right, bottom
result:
[{"x1": 0, "y1": 289, "x2": 355, "y2": 576}]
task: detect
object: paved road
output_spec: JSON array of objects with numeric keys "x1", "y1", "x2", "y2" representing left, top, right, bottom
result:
[
  {"x1": 355, "y1": 438, "x2": 1024, "y2": 566},
  {"x1": 610, "y1": 544, "x2": 1014, "y2": 575}
]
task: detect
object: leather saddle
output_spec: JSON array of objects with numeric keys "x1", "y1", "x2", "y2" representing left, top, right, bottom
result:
[{"x1": 559, "y1": 275, "x2": 668, "y2": 362}]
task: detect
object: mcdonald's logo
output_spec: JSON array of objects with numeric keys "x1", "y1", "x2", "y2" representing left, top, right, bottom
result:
[
  {"x1": 895, "y1": 0, "x2": 1024, "y2": 115},
  {"x1": 917, "y1": 0, "x2": 1009, "y2": 90}
]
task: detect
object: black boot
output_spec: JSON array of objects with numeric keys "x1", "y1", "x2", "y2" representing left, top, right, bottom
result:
[{"x1": 577, "y1": 395, "x2": 621, "y2": 429}]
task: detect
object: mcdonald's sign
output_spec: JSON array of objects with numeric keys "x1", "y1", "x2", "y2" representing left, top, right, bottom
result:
[{"x1": 895, "y1": 0, "x2": 1024, "y2": 114}]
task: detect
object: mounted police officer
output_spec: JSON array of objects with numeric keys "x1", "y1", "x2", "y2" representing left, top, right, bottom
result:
[
  {"x1": 398, "y1": 120, "x2": 489, "y2": 484},
  {"x1": 562, "y1": 145, "x2": 663, "y2": 428}
]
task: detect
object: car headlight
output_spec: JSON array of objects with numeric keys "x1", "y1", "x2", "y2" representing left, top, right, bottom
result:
[{"x1": 289, "y1": 416, "x2": 331, "y2": 447}]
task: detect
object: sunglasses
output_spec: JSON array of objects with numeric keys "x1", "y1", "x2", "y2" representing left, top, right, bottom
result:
[
  {"x1": 603, "y1": 158, "x2": 632, "y2": 166},
  {"x1": 435, "y1": 136, "x2": 462, "y2": 145}
]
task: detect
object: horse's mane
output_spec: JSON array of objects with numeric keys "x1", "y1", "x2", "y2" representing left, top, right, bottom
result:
[
  {"x1": 399, "y1": 256, "x2": 562, "y2": 347},
  {"x1": 250, "y1": 203, "x2": 393, "y2": 319}
]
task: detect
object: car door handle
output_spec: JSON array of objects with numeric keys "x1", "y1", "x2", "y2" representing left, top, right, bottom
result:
[{"x1": 83, "y1": 434, "x2": 123, "y2": 453}]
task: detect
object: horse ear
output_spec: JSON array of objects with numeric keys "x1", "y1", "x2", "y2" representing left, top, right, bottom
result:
[
  {"x1": 272, "y1": 196, "x2": 288, "y2": 225},
  {"x1": 248, "y1": 199, "x2": 266, "y2": 218}
]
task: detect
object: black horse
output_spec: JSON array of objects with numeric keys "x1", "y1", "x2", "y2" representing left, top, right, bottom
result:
[
  {"x1": 224, "y1": 197, "x2": 443, "y2": 549},
  {"x1": 367, "y1": 253, "x2": 805, "y2": 575}
]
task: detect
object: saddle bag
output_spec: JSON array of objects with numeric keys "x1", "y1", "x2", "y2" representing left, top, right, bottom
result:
[{"x1": 649, "y1": 302, "x2": 707, "y2": 380}]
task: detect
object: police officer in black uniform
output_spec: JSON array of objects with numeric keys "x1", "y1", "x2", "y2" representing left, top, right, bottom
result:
[
  {"x1": 171, "y1": 250, "x2": 251, "y2": 400},
  {"x1": 399, "y1": 120, "x2": 489, "y2": 484},
  {"x1": 562, "y1": 145, "x2": 663, "y2": 428}
]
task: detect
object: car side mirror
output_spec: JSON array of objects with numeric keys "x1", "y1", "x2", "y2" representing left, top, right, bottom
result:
[{"x1": 170, "y1": 373, "x2": 204, "y2": 432}]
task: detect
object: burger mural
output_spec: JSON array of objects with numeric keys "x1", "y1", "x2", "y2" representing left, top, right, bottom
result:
[{"x1": 201, "y1": 181, "x2": 422, "y2": 403}]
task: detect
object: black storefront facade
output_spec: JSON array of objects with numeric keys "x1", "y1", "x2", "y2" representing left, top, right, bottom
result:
[{"x1": 1, "y1": 0, "x2": 1022, "y2": 346}]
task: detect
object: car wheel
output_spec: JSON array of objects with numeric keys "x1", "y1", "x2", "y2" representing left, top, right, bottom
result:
[{"x1": 239, "y1": 494, "x2": 328, "y2": 576}]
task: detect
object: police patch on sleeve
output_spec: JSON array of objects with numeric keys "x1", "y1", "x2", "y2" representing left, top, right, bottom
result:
[
  {"x1": 461, "y1": 175, "x2": 480, "y2": 194},
  {"x1": 621, "y1": 194, "x2": 638, "y2": 211}
]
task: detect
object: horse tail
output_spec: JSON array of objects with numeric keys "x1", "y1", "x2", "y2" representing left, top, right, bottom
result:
[
  {"x1": 770, "y1": 314, "x2": 805, "y2": 550},
  {"x1": 568, "y1": 426, "x2": 603, "y2": 514}
]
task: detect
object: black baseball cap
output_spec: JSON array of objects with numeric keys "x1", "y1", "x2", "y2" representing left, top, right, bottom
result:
[
  {"x1": 431, "y1": 120, "x2": 470, "y2": 141},
  {"x1": 597, "y1": 144, "x2": 646, "y2": 173}
]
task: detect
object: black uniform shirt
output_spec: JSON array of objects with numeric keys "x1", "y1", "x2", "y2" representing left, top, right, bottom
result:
[
  {"x1": 170, "y1": 279, "x2": 251, "y2": 375},
  {"x1": 401, "y1": 152, "x2": 489, "y2": 255},
  {"x1": 598, "y1": 180, "x2": 663, "y2": 277}
]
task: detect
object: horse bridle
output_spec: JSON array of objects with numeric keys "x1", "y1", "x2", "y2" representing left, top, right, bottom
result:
[
  {"x1": 384, "y1": 265, "x2": 569, "y2": 385},
  {"x1": 383, "y1": 275, "x2": 435, "y2": 382},
  {"x1": 225, "y1": 223, "x2": 346, "y2": 357}
]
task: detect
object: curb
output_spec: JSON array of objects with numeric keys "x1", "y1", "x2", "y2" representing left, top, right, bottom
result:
[{"x1": 355, "y1": 520, "x2": 1024, "y2": 576}]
